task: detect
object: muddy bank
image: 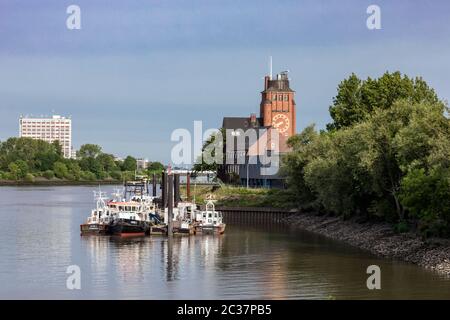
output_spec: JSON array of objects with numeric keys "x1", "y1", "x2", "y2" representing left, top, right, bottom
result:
[{"x1": 284, "y1": 213, "x2": 450, "y2": 276}]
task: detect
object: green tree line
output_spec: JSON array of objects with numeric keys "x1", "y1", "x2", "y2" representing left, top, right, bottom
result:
[
  {"x1": 0, "y1": 140, "x2": 164, "y2": 182},
  {"x1": 283, "y1": 71, "x2": 450, "y2": 238}
]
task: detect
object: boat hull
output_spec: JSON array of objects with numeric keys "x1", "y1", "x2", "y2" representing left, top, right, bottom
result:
[
  {"x1": 109, "y1": 219, "x2": 148, "y2": 237},
  {"x1": 80, "y1": 223, "x2": 109, "y2": 235},
  {"x1": 194, "y1": 223, "x2": 226, "y2": 235}
]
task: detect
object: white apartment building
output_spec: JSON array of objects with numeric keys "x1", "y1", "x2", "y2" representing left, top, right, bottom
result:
[{"x1": 19, "y1": 115, "x2": 72, "y2": 158}]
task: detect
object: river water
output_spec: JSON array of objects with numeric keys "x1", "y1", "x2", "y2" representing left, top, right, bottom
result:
[{"x1": 0, "y1": 186, "x2": 449, "y2": 299}]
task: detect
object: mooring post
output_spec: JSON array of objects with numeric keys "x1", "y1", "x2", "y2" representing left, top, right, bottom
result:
[
  {"x1": 161, "y1": 170, "x2": 168, "y2": 209},
  {"x1": 186, "y1": 172, "x2": 191, "y2": 201},
  {"x1": 152, "y1": 173, "x2": 157, "y2": 197},
  {"x1": 174, "y1": 173, "x2": 180, "y2": 207},
  {"x1": 168, "y1": 174, "x2": 174, "y2": 237}
]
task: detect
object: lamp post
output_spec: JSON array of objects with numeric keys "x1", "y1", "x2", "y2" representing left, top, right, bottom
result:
[{"x1": 246, "y1": 152, "x2": 249, "y2": 189}]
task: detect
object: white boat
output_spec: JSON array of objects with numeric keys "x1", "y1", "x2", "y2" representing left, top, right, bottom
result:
[
  {"x1": 107, "y1": 188, "x2": 160, "y2": 236},
  {"x1": 81, "y1": 185, "x2": 161, "y2": 237},
  {"x1": 194, "y1": 199, "x2": 226, "y2": 235},
  {"x1": 80, "y1": 190, "x2": 114, "y2": 235},
  {"x1": 163, "y1": 201, "x2": 197, "y2": 234}
]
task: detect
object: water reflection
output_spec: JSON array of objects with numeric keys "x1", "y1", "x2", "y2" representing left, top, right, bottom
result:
[{"x1": 0, "y1": 186, "x2": 449, "y2": 299}]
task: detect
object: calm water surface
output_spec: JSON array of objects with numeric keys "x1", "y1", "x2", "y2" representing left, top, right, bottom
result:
[{"x1": 0, "y1": 186, "x2": 449, "y2": 299}]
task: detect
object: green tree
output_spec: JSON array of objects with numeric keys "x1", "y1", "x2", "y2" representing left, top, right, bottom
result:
[
  {"x1": 284, "y1": 92, "x2": 450, "y2": 237},
  {"x1": 97, "y1": 153, "x2": 117, "y2": 172},
  {"x1": 53, "y1": 161, "x2": 69, "y2": 179},
  {"x1": 0, "y1": 137, "x2": 62, "y2": 172},
  {"x1": 147, "y1": 161, "x2": 164, "y2": 173},
  {"x1": 67, "y1": 161, "x2": 82, "y2": 180},
  {"x1": 77, "y1": 144, "x2": 102, "y2": 159},
  {"x1": 8, "y1": 160, "x2": 29, "y2": 180},
  {"x1": 399, "y1": 168, "x2": 450, "y2": 237},
  {"x1": 327, "y1": 72, "x2": 441, "y2": 130},
  {"x1": 121, "y1": 156, "x2": 137, "y2": 171},
  {"x1": 193, "y1": 129, "x2": 224, "y2": 173}
]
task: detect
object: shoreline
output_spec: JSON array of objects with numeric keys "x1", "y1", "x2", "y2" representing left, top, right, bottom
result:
[
  {"x1": 284, "y1": 212, "x2": 450, "y2": 276},
  {"x1": 0, "y1": 180, "x2": 123, "y2": 187}
]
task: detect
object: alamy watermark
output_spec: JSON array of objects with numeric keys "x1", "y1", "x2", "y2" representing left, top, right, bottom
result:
[
  {"x1": 66, "y1": 5, "x2": 81, "y2": 30},
  {"x1": 366, "y1": 265, "x2": 381, "y2": 290},
  {"x1": 66, "y1": 265, "x2": 81, "y2": 290},
  {"x1": 171, "y1": 121, "x2": 281, "y2": 176},
  {"x1": 367, "y1": 5, "x2": 381, "y2": 30}
]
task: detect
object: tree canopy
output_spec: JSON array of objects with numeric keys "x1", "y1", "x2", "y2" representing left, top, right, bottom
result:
[
  {"x1": 283, "y1": 72, "x2": 450, "y2": 238},
  {"x1": 0, "y1": 139, "x2": 160, "y2": 183},
  {"x1": 327, "y1": 72, "x2": 441, "y2": 130}
]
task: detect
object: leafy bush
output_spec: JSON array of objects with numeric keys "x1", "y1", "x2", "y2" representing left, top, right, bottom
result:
[
  {"x1": 110, "y1": 171, "x2": 122, "y2": 180},
  {"x1": 43, "y1": 170, "x2": 54, "y2": 180},
  {"x1": 80, "y1": 171, "x2": 96, "y2": 181},
  {"x1": 399, "y1": 168, "x2": 450, "y2": 237},
  {"x1": 24, "y1": 173, "x2": 35, "y2": 183},
  {"x1": 53, "y1": 162, "x2": 69, "y2": 179}
]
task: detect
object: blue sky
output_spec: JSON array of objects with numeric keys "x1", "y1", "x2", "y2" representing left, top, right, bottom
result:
[{"x1": 1, "y1": 0, "x2": 450, "y2": 163}]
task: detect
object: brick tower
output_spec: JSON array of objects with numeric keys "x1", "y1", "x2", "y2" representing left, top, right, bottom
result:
[{"x1": 260, "y1": 71, "x2": 296, "y2": 151}]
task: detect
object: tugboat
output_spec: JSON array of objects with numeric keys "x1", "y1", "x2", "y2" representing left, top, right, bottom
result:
[
  {"x1": 80, "y1": 190, "x2": 113, "y2": 235},
  {"x1": 108, "y1": 200, "x2": 156, "y2": 236},
  {"x1": 163, "y1": 201, "x2": 197, "y2": 235},
  {"x1": 194, "y1": 197, "x2": 226, "y2": 235},
  {"x1": 108, "y1": 182, "x2": 160, "y2": 237}
]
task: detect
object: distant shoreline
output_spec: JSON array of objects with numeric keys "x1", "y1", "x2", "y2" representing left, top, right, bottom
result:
[{"x1": 0, "y1": 179, "x2": 123, "y2": 187}]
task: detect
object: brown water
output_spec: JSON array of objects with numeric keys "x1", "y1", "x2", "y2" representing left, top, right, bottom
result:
[{"x1": 0, "y1": 186, "x2": 449, "y2": 299}]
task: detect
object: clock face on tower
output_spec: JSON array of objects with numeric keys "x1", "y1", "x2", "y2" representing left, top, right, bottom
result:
[{"x1": 272, "y1": 113, "x2": 290, "y2": 135}]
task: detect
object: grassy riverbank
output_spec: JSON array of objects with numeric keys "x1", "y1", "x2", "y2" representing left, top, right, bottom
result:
[{"x1": 180, "y1": 185, "x2": 295, "y2": 209}]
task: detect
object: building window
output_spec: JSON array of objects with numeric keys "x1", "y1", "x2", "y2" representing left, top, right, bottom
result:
[
  {"x1": 273, "y1": 94, "x2": 277, "y2": 101},
  {"x1": 284, "y1": 95, "x2": 288, "y2": 101}
]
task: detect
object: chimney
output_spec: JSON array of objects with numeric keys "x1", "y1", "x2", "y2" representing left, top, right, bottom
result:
[
  {"x1": 250, "y1": 113, "x2": 256, "y2": 125},
  {"x1": 264, "y1": 76, "x2": 270, "y2": 90}
]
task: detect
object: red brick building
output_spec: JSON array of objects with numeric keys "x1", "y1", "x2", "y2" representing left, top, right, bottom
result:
[{"x1": 221, "y1": 70, "x2": 297, "y2": 187}]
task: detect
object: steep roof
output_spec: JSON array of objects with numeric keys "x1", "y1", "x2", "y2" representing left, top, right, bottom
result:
[{"x1": 222, "y1": 117, "x2": 262, "y2": 130}]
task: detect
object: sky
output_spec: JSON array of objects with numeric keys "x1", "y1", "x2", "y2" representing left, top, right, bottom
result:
[{"x1": 1, "y1": 0, "x2": 450, "y2": 163}]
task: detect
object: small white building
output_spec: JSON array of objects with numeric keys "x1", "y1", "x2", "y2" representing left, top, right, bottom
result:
[
  {"x1": 19, "y1": 115, "x2": 73, "y2": 159},
  {"x1": 136, "y1": 158, "x2": 149, "y2": 170}
]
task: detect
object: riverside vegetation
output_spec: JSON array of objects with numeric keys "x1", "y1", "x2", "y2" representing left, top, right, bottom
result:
[
  {"x1": 282, "y1": 72, "x2": 450, "y2": 239},
  {"x1": 0, "y1": 140, "x2": 164, "y2": 184}
]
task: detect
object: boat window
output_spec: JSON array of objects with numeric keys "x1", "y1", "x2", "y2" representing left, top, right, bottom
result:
[{"x1": 208, "y1": 213, "x2": 212, "y2": 218}]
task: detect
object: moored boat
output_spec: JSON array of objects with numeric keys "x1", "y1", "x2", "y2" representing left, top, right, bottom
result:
[
  {"x1": 107, "y1": 186, "x2": 160, "y2": 236},
  {"x1": 163, "y1": 201, "x2": 196, "y2": 235},
  {"x1": 80, "y1": 190, "x2": 113, "y2": 235},
  {"x1": 194, "y1": 198, "x2": 226, "y2": 235}
]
